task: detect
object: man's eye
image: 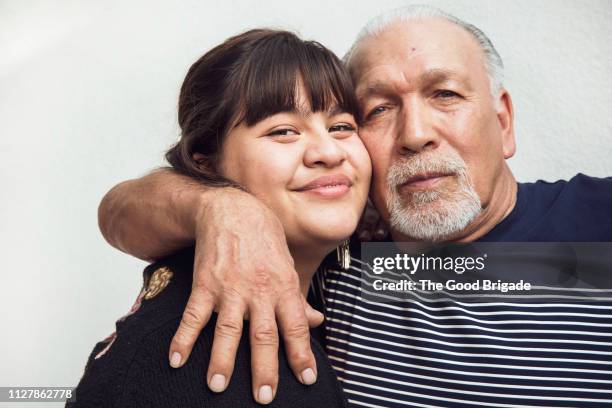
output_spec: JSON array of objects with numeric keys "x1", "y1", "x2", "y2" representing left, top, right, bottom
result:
[
  {"x1": 435, "y1": 90, "x2": 460, "y2": 99},
  {"x1": 329, "y1": 123, "x2": 356, "y2": 133},
  {"x1": 366, "y1": 106, "x2": 388, "y2": 119}
]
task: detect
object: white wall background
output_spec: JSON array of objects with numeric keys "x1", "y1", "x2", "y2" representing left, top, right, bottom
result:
[{"x1": 1, "y1": 0, "x2": 611, "y2": 405}]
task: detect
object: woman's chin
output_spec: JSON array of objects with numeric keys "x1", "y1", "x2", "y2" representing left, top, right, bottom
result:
[
  {"x1": 305, "y1": 223, "x2": 358, "y2": 247},
  {"x1": 283, "y1": 209, "x2": 360, "y2": 251}
]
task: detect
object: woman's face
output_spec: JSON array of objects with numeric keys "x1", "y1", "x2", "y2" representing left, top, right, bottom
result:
[{"x1": 218, "y1": 94, "x2": 371, "y2": 251}]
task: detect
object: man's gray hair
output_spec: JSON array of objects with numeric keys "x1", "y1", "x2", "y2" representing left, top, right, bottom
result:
[{"x1": 344, "y1": 5, "x2": 504, "y2": 97}]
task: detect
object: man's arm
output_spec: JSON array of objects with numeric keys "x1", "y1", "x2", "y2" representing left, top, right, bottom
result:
[
  {"x1": 98, "y1": 168, "x2": 323, "y2": 405},
  {"x1": 99, "y1": 169, "x2": 206, "y2": 260}
]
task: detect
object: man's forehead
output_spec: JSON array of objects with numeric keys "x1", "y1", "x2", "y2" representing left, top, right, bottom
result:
[
  {"x1": 352, "y1": 18, "x2": 484, "y2": 86},
  {"x1": 363, "y1": 18, "x2": 479, "y2": 54}
]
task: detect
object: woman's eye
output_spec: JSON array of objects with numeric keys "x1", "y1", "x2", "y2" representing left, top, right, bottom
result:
[
  {"x1": 266, "y1": 128, "x2": 299, "y2": 137},
  {"x1": 329, "y1": 123, "x2": 356, "y2": 133}
]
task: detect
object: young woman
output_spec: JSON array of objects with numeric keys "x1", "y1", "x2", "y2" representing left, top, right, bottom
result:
[{"x1": 70, "y1": 29, "x2": 371, "y2": 407}]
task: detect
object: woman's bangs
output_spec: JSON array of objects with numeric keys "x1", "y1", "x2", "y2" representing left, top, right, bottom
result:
[{"x1": 236, "y1": 36, "x2": 360, "y2": 126}]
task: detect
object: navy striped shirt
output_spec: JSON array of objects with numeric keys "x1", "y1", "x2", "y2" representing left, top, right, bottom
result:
[{"x1": 313, "y1": 175, "x2": 612, "y2": 407}]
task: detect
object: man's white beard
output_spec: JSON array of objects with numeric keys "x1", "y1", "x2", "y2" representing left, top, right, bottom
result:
[{"x1": 386, "y1": 150, "x2": 481, "y2": 242}]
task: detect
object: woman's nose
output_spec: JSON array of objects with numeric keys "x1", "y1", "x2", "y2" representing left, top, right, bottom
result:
[{"x1": 303, "y1": 131, "x2": 347, "y2": 168}]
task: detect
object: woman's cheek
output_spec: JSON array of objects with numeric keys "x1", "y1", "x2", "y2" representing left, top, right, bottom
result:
[
  {"x1": 347, "y1": 136, "x2": 372, "y2": 188},
  {"x1": 242, "y1": 145, "x2": 297, "y2": 195}
]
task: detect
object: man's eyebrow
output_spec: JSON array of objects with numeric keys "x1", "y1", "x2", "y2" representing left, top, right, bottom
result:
[
  {"x1": 357, "y1": 69, "x2": 470, "y2": 99},
  {"x1": 418, "y1": 68, "x2": 468, "y2": 87},
  {"x1": 356, "y1": 83, "x2": 392, "y2": 100}
]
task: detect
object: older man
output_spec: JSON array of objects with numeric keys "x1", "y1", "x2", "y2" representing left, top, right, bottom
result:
[{"x1": 99, "y1": 6, "x2": 612, "y2": 406}]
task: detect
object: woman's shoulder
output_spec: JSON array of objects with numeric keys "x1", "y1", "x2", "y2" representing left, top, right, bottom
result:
[
  {"x1": 69, "y1": 249, "x2": 201, "y2": 406},
  {"x1": 72, "y1": 249, "x2": 348, "y2": 407},
  {"x1": 117, "y1": 314, "x2": 347, "y2": 407}
]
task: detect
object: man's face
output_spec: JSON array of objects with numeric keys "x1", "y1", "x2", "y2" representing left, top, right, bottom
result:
[{"x1": 351, "y1": 18, "x2": 515, "y2": 241}]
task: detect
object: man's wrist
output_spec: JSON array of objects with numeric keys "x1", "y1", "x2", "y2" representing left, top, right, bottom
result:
[{"x1": 194, "y1": 186, "x2": 245, "y2": 233}]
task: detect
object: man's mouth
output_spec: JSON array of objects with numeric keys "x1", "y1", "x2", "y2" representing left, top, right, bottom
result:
[{"x1": 399, "y1": 172, "x2": 454, "y2": 191}]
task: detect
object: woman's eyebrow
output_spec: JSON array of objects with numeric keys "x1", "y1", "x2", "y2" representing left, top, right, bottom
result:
[
  {"x1": 327, "y1": 105, "x2": 348, "y2": 116},
  {"x1": 284, "y1": 104, "x2": 347, "y2": 117}
]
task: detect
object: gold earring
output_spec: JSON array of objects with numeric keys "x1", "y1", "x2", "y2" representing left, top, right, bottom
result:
[{"x1": 336, "y1": 239, "x2": 351, "y2": 270}]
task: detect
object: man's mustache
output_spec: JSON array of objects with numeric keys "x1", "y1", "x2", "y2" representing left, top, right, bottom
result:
[{"x1": 387, "y1": 152, "x2": 468, "y2": 189}]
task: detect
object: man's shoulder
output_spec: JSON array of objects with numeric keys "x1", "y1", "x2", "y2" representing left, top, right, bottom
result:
[
  {"x1": 523, "y1": 173, "x2": 612, "y2": 241},
  {"x1": 538, "y1": 173, "x2": 612, "y2": 206},
  {"x1": 522, "y1": 173, "x2": 611, "y2": 208},
  {"x1": 566, "y1": 173, "x2": 612, "y2": 192},
  {"x1": 530, "y1": 173, "x2": 612, "y2": 193}
]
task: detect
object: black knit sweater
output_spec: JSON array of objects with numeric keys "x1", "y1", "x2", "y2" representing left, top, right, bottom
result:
[{"x1": 69, "y1": 249, "x2": 348, "y2": 407}]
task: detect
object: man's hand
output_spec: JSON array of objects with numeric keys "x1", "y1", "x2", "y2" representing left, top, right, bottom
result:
[
  {"x1": 98, "y1": 170, "x2": 323, "y2": 405},
  {"x1": 169, "y1": 188, "x2": 323, "y2": 404}
]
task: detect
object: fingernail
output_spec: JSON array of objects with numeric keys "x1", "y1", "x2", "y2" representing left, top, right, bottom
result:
[
  {"x1": 209, "y1": 374, "x2": 226, "y2": 393},
  {"x1": 170, "y1": 352, "x2": 182, "y2": 368},
  {"x1": 257, "y1": 385, "x2": 273, "y2": 404},
  {"x1": 301, "y1": 368, "x2": 316, "y2": 385}
]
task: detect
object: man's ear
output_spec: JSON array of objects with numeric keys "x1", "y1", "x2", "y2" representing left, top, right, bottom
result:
[{"x1": 496, "y1": 90, "x2": 516, "y2": 159}]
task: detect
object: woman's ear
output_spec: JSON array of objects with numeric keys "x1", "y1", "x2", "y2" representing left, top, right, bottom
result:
[
  {"x1": 193, "y1": 152, "x2": 220, "y2": 175},
  {"x1": 193, "y1": 152, "x2": 206, "y2": 165}
]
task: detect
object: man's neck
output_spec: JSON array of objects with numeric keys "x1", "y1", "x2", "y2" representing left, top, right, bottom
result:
[{"x1": 392, "y1": 166, "x2": 518, "y2": 243}]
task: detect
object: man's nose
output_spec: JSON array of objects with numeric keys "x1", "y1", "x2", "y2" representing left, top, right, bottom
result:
[
  {"x1": 397, "y1": 99, "x2": 439, "y2": 155},
  {"x1": 304, "y1": 131, "x2": 347, "y2": 168}
]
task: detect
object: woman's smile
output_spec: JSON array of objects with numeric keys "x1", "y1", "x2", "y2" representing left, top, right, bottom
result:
[{"x1": 293, "y1": 173, "x2": 353, "y2": 199}]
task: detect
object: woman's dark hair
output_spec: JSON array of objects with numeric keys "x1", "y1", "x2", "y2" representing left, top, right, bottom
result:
[{"x1": 166, "y1": 29, "x2": 361, "y2": 187}]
